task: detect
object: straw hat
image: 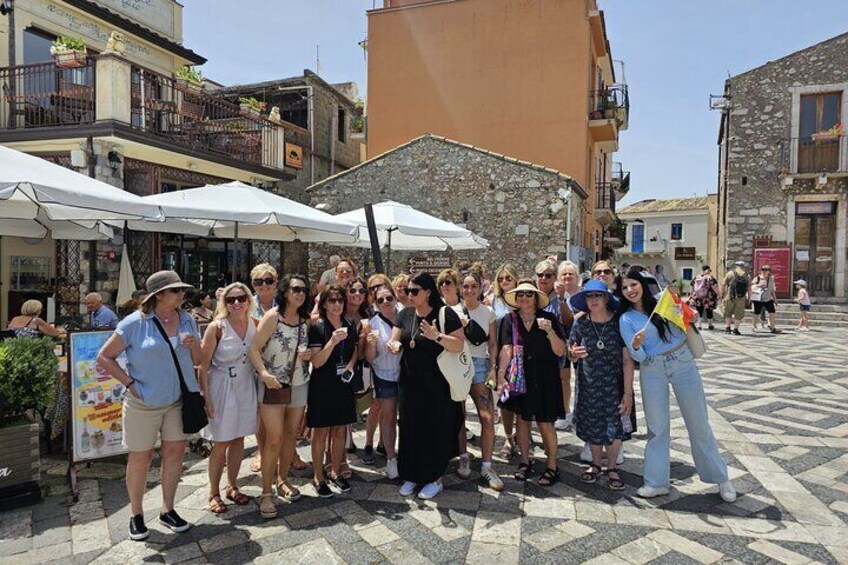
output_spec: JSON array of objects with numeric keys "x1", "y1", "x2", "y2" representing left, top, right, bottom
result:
[
  {"x1": 504, "y1": 282, "x2": 550, "y2": 308},
  {"x1": 569, "y1": 279, "x2": 619, "y2": 313},
  {"x1": 142, "y1": 270, "x2": 193, "y2": 304}
]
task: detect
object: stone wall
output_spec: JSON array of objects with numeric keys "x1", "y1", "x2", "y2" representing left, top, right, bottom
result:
[{"x1": 307, "y1": 135, "x2": 585, "y2": 282}]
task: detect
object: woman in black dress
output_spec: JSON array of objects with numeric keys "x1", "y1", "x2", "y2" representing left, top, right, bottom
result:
[
  {"x1": 307, "y1": 285, "x2": 358, "y2": 498},
  {"x1": 497, "y1": 280, "x2": 566, "y2": 486},
  {"x1": 388, "y1": 272, "x2": 465, "y2": 500}
]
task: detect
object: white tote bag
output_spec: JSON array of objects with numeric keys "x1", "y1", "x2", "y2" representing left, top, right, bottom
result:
[{"x1": 436, "y1": 306, "x2": 474, "y2": 402}]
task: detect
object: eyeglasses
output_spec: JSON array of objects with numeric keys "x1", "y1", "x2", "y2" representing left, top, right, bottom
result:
[
  {"x1": 348, "y1": 287, "x2": 367, "y2": 295},
  {"x1": 369, "y1": 284, "x2": 385, "y2": 292},
  {"x1": 593, "y1": 269, "x2": 613, "y2": 276},
  {"x1": 376, "y1": 295, "x2": 395, "y2": 305},
  {"x1": 536, "y1": 272, "x2": 554, "y2": 279},
  {"x1": 405, "y1": 287, "x2": 422, "y2": 296},
  {"x1": 496, "y1": 276, "x2": 513, "y2": 283},
  {"x1": 290, "y1": 286, "x2": 308, "y2": 294},
  {"x1": 461, "y1": 284, "x2": 479, "y2": 290},
  {"x1": 252, "y1": 277, "x2": 276, "y2": 287},
  {"x1": 327, "y1": 297, "x2": 345, "y2": 305},
  {"x1": 515, "y1": 291, "x2": 536, "y2": 298},
  {"x1": 439, "y1": 280, "x2": 454, "y2": 287},
  {"x1": 585, "y1": 292, "x2": 607, "y2": 299},
  {"x1": 168, "y1": 288, "x2": 186, "y2": 294},
  {"x1": 225, "y1": 294, "x2": 249, "y2": 304}
]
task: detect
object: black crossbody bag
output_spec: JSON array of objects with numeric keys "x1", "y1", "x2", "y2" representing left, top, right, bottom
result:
[{"x1": 152, "y1": 316, "x2": 208, "y2": 434}]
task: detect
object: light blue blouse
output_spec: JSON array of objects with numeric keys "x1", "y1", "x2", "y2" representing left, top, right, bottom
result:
[
  {"x1": 618, "y1": 309, "x2": 686, "y2": 363},
  {"x1": 115, "y1": 311, "x2": 200, "y2": 407}
]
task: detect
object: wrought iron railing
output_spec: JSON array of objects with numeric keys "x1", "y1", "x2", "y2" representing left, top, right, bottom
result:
[
  {"x1": 596, "y1": 182, "x2": 616, "y2": 213},
  {"x1": 589, "y1": 84, "x2": 629, "y2": 127},
  {"x1": 0, "y1": 59, "x2": 96, "y2": 129},
  {"x1": 780, "y1": 136, "x2": 844, "y2": 174}
]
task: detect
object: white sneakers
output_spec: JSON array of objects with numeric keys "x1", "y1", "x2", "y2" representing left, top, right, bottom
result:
[
  {"x1": 636, "y1": 485, "x2": 671, "y2": 498},
  {"x1": 457, "y1": 455, "x2": 472, "y2": 479},
  {"x1": 580, "y1": 443, "x2": 624, "y2": 465},
  {"x1": 418, "y1": 480, "x2": 443, "y2": 500},
  {"x1": 555, "y1": 413, "x2": 574, "y2": 431},
  {"x1": 399, "y1": 481, "x2": 416, "y2": 496},
  {"x1": 386, "y1": 458, "x2": 399, "y2": 480},
  {"x1": 480, "y1": 468, "x2": 504, "y2": 492},
  {"x1": 719, "y1": 480, "x2": 737, "y2": 503}
]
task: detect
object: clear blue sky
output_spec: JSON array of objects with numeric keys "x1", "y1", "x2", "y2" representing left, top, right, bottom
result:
[{"x1": 182, "y1": 1, "x2": 848, "y2": 204}]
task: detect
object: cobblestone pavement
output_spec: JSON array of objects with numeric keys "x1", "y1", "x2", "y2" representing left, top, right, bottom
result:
[{"x1": 2, "y1": 326, "x2": 848, "y2": 564}]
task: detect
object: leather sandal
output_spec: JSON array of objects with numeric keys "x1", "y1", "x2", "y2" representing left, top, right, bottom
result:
[
  {"x1": 276, "y1": 481, "x2": 302, "y2": 502},
  {"x1": 258, "y1": 493, "x2": 277, "y2": 519},
  {"x1": 250, "y1": 455, "x2": 262, "y2": 473},
  {"x1": 538, "y1": 467, "x2": 560, "y2": 487},
  {"x1": 581, "y1": 464, "x2": 602, "y2": 484},
  {"x1": 208, "y1": 494, "x2": 227, "y2": 514},
  {"x1": 225, "y1": 485, "x2": 251, "y2": 505},
  {"x1": 606, "y1": 468, "x2": 625, "y2": 491},
  {"x1": 514, "y1": 460, "x2": 533, "y2": 481}
]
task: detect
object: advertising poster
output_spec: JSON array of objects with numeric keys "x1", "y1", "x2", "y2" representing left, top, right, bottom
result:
[
  {"x1": 70, "y1": 332, "x2": 128, "y2": 462},
  {"x1": 753, "y1": 247, "x2": 792, "y2": 298}
]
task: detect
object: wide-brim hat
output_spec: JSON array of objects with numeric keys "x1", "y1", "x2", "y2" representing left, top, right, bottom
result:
[
  {"x1": 569, "y1": 279, "x2": 619, "y2": 313},
  {"x1": 142, "y1": 270, "x2": 193, "y2": 304},
  {"x1": 504, "y1": 282, "x2": 550, "y2": 309},
  {"x1": 793, "y1": 279, "x2": 807, "y2": 287}
]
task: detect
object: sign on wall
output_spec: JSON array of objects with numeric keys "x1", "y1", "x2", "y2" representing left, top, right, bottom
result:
[
  {"x1": 408, "y1": 256, "x2": 452, "y2": 276},
  {"x1": 674, "y1": 247, "x2": 696, "y2": 260},
  {"x1": 753, "y1": 247, "x2": 792, "y2": 299},
  {"x1": 90, "y1": 0, "x2": 176, "y2": 40},
  {"x1": 70, "y1": 331, "x2": 128, "y2": 462},
  {"x1": 285, "y1": 142, "x2": 303, "y2": 169}
]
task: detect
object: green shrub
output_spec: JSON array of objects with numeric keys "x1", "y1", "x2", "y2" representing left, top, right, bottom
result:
[{"x1": 0, "y1": 337, "x2": 58, "y2": 423}]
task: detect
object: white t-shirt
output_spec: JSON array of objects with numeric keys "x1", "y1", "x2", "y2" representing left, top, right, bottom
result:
[
  {"x1": 368, "y1": 314, "x2": 400, "y2": 382},
  {"x1": 462, "y1": 303, "x2": 496, "y2": 359}
]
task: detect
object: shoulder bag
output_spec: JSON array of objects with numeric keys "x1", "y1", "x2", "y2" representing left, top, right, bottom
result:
[
  {"x1": 462, "y1": 306, "x2": 489, "y2": 346},
  {"x1": 499, "y1": 311, "x2": 526, "y2": 403},
  {"x1": 685, "y1": 323, "x2": 707, "y2": 359},
  {"x1": 436, "y1": 306, "x2": 474, "y2": 402},
  {"x1": 152, "y1": 316, "x2": 208, "y2": 434}
]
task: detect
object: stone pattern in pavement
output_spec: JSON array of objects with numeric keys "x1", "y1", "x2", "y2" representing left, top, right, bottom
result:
[{"x1": 1, "y1": 326, "x2": 847, "y2": 564}]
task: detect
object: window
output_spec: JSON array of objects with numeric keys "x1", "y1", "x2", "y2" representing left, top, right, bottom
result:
[
  {"x1": 800, "y1": 93, "x2": 841, "y2": 139},
  {"x1": 337, "y1": 107, "x2": 346, "y2": 143},
  {"x1": 631, "y1": 224, "x2": 644, "y2": 253},
  {"x1": 670, "y1": 223, "x2": 683, "y2": 240},
  {"x1": 682, "y1": 268, "x2": 694, "y2": 281},
  {"x1": 23, "y1": 29, "x2": 54, "y2": 64}
]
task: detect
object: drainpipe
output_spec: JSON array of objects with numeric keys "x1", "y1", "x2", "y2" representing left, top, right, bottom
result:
[
  {"x1": 276, "y1": 85, "x2": 315, "y2": 185},
  {"x1": 564, "y1": 188, "x2": 573, "y2": 262}
]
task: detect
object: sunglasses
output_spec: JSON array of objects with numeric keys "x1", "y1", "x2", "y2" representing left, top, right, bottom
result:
[
  {"x1": 515, "y1": 290, "x2": 536, "y2": 298},
  {"x1": 585, "y1": 292, "x2": 607, "y2": 299},
  {"x1": 536, "y1": 272, "x2": 554, "y2": 279},
  {"x1": 405, "y1": 287, "x2": 422, "y2": 296},
  {"x1": 167, "y1": 287, "x2": 186, "y2": 294},
  {"x1": 337, "y1": 268, "x2": 354, "y2": 275},
  {"x1": 376, "y1": 295, "x2": 395, "y2": 305},
  {"x1": 290, "y1": 286, "x2": 308, "y2": 294},
  {"x1": 369, "y1": 284, "x2": 385, "y2": 292},
  {"x1": 439, "y1": 280, "x2": 454, "y2": 287},
  {"x1": 225, "y1": 294, "x2": 249, "y2": 304},
  {"x1": 461, "y1": 284, "x2": 479, "y2": 290},
  {"x1": 348, "y1": 287, "x2": 367, "y2": 295},
  {"x1": 761, "y1": 268, "x2": 771, "y2": 271},
  {"x1": 252, "y1": 277, "x2": 276, "y2": 287},
  {"x1": 497, "y1": 276, "x2": 513, "y2": 283},
  {"x1": 593, "y1": 269, "x2": 613, "y2": 276},
  {"x1": 327, "y1": 297, "x2": 345, "y2": 305}
]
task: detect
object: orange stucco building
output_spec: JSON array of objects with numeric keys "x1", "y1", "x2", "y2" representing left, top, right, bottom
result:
[{"x1": 366, "y1": 0, "x2": 629, "y2": 261}]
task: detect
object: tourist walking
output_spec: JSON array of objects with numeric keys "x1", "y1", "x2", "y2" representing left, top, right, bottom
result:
[
  {"x1": 97, "y1": 270, "x2": 201, "y2": 541},
  {"x1": 567, "y1": 280, "x2": 634, "y2": 491},
  {"x1": 498, "y1": 280, "x2": 566, "y2": 487},
  {"x1": 689, "y1": 267, "x2": 718, "y2": 330},
  {"x1": 618, "y1": 269, "x2": 736, "y2": 502},
  {"x1": 751, "y1": 265, "x2": 778, "y2": 333},
  {"x1": 248, "y1": 275, "x2": 313, "y2": 518},
  {"x1": 364, "y1": 285, "x2": 402, "y2": 479},
  {"x1": 390, "y1": 273, "x2": 465, "y2": 499},
  {"x1": 721, "y1": 261, "x2": 750, "y2": 335},
  {"x1": 795, "y1": 279, "x2": 811, "y2": 331},
  {"x1": 307, "y1": 285, "x2": 358, "y2": 498},
  {"x1": 199, "y1": 283, "x2": 258, "y2": 514}
]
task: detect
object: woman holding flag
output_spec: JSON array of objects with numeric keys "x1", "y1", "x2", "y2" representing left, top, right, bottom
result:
[{"x1": 618, "y1": 269, "x2": 736, "y2": 503}]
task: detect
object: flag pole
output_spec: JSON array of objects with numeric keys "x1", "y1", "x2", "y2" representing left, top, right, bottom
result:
[{"x1": 641, "y1": 288, "x2": 666, "y2": 332}]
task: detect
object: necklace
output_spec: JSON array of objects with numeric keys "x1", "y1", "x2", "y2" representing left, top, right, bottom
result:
[
  {"x1": 410, "y1": 315, "x2": 419, "y2": 349},
  {"x1": 155, "y1": 310, "x2": 173, "y2": 323},
  {"x1": 589, "y1": 317, "x2": 606, "y2": 350}
]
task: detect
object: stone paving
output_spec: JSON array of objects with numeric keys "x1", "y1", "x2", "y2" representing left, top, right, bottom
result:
[{"x1": 2, "y1": 326, "x2": 848, "y2": 564}]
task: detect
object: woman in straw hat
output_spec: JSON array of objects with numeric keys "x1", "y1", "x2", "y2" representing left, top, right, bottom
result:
[
  {"x1": 497, "y1": 279, "x2": 566, "y2": 486},
  {"x1": 98, "y1": 270, "x2": 201, "y2": 541}
]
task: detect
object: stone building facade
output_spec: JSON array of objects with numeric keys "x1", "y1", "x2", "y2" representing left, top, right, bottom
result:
[
  {"x1": 717, "y1": 32, "x2": 848, "y2": 299},
  {"x1": 306, "y1": 134, "x2": 588, "y2": 281}
]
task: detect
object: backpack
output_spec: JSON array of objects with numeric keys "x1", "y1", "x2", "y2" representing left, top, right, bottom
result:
[
  {"x1": 731, "y1": 271, "x2": 750, "y2": 299},
  {"x1": 692, "y1": 277, "x2": 709, "y2": 299}
]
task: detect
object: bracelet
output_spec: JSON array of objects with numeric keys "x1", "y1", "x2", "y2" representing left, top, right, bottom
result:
[{"x1": 125, "y1": 378, "x2": 135, "y2": 388}]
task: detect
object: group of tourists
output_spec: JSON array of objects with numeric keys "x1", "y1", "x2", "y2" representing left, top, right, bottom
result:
[{"x1": 90, "y1": 255, "x2": 737, "y2": 542}]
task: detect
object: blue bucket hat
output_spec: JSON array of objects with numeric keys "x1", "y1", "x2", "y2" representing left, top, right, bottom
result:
[{"x1": 569, "y1": 279, "x2": 619, "y2": 313}]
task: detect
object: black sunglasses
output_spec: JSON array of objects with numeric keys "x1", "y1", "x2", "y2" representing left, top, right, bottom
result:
[
  {"x1": 327, "y1": 297, "x2": 345, "y2": 304},
  {"x1": 376, "y1": 295, "x2": 395, "y2": 305},
  {"x1": 225, "y1": 294, "x2": 249, "y2": 304},
  {"x1": 369, "y1": 284, "x2": 385, "y2": 292},
  {"x1": 496, "y1": 276, "x2": 513, "y2": 283},
  {"x1": 405, "y1": 287, "x2": 422, "y2": 296},
  {"x1": 515, "y1": 290, "x2": 536, "y2": 298},
  {"x1": 168, "y1": 287, "x2": 186, "y2": 294},
  {"x1": 585, "y1": 292, "x2": 607, "y2": 299},
  {"x1": 348, "y1": 287, "x2": 367, "y2": 295},
  {"x1": 593, "y1": 269, "x2": 613, "y2": 276},
  {"x1": 461, "y1": 284, "x2": 479, "y2": 290},
  {"x1": 439, "y1": 280, "x2": 454, "y2": 287},
  {"x1": 536, "y1": 272, "x2": 554, "y2": 279},
  {"x1": 290, "y1": 286, "x2": 308, "y2": 294},
  {"x1": 252, "y1": 277, "x2": 276, "y2": 287}
]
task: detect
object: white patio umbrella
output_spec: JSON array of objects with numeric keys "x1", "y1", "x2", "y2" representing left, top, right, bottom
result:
[
  {"x1": 0, "y1": 144, "x2": 164, "y2": 225},
  {"x1": 116, "y1": 244, "x2": 137, "y2": 305}
]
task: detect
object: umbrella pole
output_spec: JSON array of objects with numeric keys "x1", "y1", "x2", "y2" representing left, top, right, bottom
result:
[
  {"x1": 232, "y1": 221, "x2": 239, "y2": 283},
  {"x1": 387, "y1": 229, "x2": 393, "y2": 276},
  {"x1": 364, "y1": 203, "x2": 384, "y2": 274}
]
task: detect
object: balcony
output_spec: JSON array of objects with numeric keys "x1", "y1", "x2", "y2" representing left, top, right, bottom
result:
[
  {"x1": 611, "y1": 161, "x2": 630, "y2": 200},
  {"x1": 780, "y1": 136, "x2": 847, "y2": 176},
  {"x1": 589, "y1": 84, "x2": 629, "y2": 146},
  {"x1": 0, "y1": 56, "x2": 293, "y2": 179},
  {"x1": 594, "y1": 181, "x2": 616, "y2": 226}
]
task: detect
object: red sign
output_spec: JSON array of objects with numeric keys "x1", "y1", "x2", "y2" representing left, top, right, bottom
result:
[{"x1": 753, "y1": 247, "x2": 791, "y2": 298}]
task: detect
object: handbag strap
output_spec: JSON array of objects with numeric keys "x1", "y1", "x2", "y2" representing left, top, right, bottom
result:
[
  {"x1": 510, "y1": 311, "x2": 520, "y2": 347},
  {"x1": 287, "y1": 321, "x2": 302, "y2": 383},
  {"x1": 152, "y1": 315, "x2": 190, "y2": 394}
]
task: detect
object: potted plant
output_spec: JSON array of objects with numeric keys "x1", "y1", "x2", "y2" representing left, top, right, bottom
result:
[
  {"x1": 50, "y1": 36, "x2": 88, "y2": 69},
  {"x1": 811, "y1": 123, "x2": 845, "y2": 142},
  {"x1": 0, "y1": 337, "x2": 58, "y2": 503},
  {"x1": 238, "y1": 97, "x2": 266, "y2": 117},
  {"x1": 174, "y1": 66, "x2": 204, "y2": 92}
]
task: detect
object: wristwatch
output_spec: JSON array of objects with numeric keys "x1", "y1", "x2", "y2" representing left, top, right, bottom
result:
[{"x1": 435, "y1": 332, "x2": 443, "y2": 342}]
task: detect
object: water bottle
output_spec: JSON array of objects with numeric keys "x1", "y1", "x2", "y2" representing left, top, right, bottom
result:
[{"x1": 621, "y1": 414, "x2": 633, "y2": 434}]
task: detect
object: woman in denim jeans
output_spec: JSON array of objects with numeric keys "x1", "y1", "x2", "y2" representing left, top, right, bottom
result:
[{"x1": 618, "y1": 269, "x2": 736, "y2": 503}]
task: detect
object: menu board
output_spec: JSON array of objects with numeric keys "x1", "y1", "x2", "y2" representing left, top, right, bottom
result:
[
  {"x1": 70, "y1": 332, "x2": 128, "y2": 462},
  {"x1": 753, "y1": 247, "x2": 792, "y2": 299}
]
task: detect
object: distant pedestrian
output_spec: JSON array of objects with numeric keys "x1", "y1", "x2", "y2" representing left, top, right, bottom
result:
[
  {"x1": 794, "y1": 279, "x2": 810, "y2": 331},
  {"x1": 689, "y1": 266, "x2": 718, "y2": 330},
  {"x1": 750, "y1": 265, "x2": 778, "y2": 333},
  {"x1": 85, "y1": 292, "x2": 119, "y2": 329},
  {"x1": 318, "y1": 255, "x2": 341, "y2": 294},
  {"x1": 721, "y1": 261, "x2": 750, "y2": 335}
]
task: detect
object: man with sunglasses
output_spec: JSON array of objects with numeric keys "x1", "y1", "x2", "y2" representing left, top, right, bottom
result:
[{"x1": 751, "y1": 265, "x2": 779, "y2": 333}]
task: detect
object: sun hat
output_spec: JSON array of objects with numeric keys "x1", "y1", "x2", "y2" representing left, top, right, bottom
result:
[
  {"x1": 569, "y1": 279, "x2": 619, "y2": 313},
  {"x1": 793, "y1": 279, "x2": 807, "y2": 287},
  {"x1": 142, "y1": 270, "x2": 193, "y2": 304},
  {"x1": 733, "y1": 260, "x2": 746, "y2": 267},
  {"x1": 504, "y1": 282, "x2": 550, "y2": 309}
]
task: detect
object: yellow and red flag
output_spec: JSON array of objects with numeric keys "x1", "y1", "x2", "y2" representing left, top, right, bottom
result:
[{"x1": 652, "y1": 288, "x2": 696, "y2": 331}]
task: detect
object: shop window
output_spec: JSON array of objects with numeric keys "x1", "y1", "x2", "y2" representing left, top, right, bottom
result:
[{"x1": 670, "y1": 223, "x2": 683, "y2": 240}]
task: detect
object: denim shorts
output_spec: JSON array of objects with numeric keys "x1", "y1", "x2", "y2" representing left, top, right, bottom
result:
[
  {"x1": 373, "y1": 374, "x2": 399, "y2": 399},
  {"x1": 800, "y1": 304, "x2": 811, "y2": 312},
  {"x1": 472, "y1": 357, "x2": 490, "y2": 386}
]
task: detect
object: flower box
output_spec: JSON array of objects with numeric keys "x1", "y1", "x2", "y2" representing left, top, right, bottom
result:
[
  {"x1": 239, "y1": 104, "x2": 261, "y2": 117},
  {"x1": 53, "y1": 51, "x2": 88, "y2": 69},
  {"x1": 811, "y1": 132, "x2": 840, "y2": 143}
]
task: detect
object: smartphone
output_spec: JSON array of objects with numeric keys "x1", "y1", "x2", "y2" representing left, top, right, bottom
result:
[{"x1": 341, "y1": 370, "x2": 354, "y2": 384}]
